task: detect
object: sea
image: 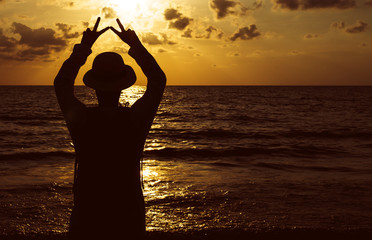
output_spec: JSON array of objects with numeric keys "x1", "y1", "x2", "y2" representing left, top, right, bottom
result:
[{"x1": 1, "y1": 86, "x2": 372, "y2": 239}]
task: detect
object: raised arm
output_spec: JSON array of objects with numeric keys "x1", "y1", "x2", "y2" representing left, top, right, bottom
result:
[
  {"x1": 111, "y1": 19, "x2": 166, "y2": 127},
  {"x1": 54, "y1": 17, "x2": 109, "y2": 126}
]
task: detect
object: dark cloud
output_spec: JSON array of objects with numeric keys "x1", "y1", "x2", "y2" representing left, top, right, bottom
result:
[
  {"x1": 272, "y1": 0, "x2": 356, "y2": 10},
  {"x1": 82, "y1": 21, "x2": 89, "y2": 28},
  {"x1": 303, "y1": 0, "x2": 356, "y2": 9},
  {"x1": 182, "y1": 29, "x2": 193, "y2": 38},
  {"x1": 12, "y1": 22, "x2": 66, "y2": 47},
  {"x1": 205, "y1": 26, "x2": 217, "y2": 39},
  {"x1": 345, "y1": 20, "x2": 368, "y2": 33},
  {"x1": 0, "y1": 45, "x2": 55, "y2": 62},
  {"x1": 181, "y1": 26, "x2": 224, "y2": 40},
  {"x1": 164, "y1": 8, "x2": 182, "y2": 20},
  {"x1": 0, "y1": 28, "x2": 17, "y2": 48},
  {"x1": 209, "y1": 0, "x2": 238, "y2": 19},
  {"x1": 367, "y1": 0, "x2": 372, "y2": 6},
  {"x1": 273, "y1": 0, "x2": 300, "y2": 10},
  {"x1": 209, "y1": 0, "x2": 262, "y2": 19},
  {"x1": 164, "y1": 8, "x2": 192, "y2": 31},
  {"x1": 217, "y1": 32, "x2": 224, "y2": 39},
  {"x1": 102, "y1": 7, "x2": 117, "y2": 19},
  {"x1": 252, "y1": 0, "x2": 263, "y2": 9},
  {"x1": 141, "y1": 32, "x2": 163, "y2": 45},
  {"x1": 19, "y1": 47, "x2": 50, "y2": 58},
  {"x1": 56, "y1": 23, "x2": 79, "y2": 39},
  {"x1": 141, "y1": 32, "x2": 176, "y2": 45},
  {"x1": 331, "y1": 21, "x2": 345, "y2": 29},
  {"x1": 0, "y1": 22, "x2": 77, "y2": 61},
  {"x1": 169, "y1": 17, "x2": 192, "y2": 30},
  {"x1": 331, "y1": 20, "x2": 368, "y2": 34},
  {"x1": 304, "y1": 33, "x2": 319, "y2": 39},
  {"x1": 230, "y1": 25, "x2": 261, "y2": 41},
  {"x1": 203, "y1": 26, "x2": 224, "y2": 39}
]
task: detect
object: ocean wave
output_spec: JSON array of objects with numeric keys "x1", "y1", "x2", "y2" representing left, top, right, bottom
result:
[
  {"x1": 0, "y1": 151, "x2": 74, "y2": 161},
  {"x1": 144, "y1": 145, "x2": 346, "y2": 159},
  {"x1": 253, "y1": 162, "x2": 368, "y2": 173},
  {"x1": 281, "y1": 129, "x2": 372, "y2": 139},
  {"x1": 149, "y1": 128, "x2": 372, "y2": 142},
  {"x1": 150, "y1": 129, "x2": 274, "y2": 140},
  {"x1": 1, "y1": 115, "x2": 63, "y2": 122},
  {"x1": 0, "y1": 182, "x2": 72, "y2": 192}
]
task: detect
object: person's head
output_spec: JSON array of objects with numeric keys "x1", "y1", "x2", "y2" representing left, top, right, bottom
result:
[{"x1": 83, "y1": 52, "x2": 136, "y2": 106}]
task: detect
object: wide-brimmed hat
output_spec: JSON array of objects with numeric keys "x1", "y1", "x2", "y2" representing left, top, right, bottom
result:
[{"x1": 83, "y1": 52, "x2": 136, "y2": 91}]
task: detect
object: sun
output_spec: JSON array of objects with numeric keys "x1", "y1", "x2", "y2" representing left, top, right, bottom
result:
[
  {"x1": 107, "y1": 0, "x2": 152, "y2": 29},
  {"x1": 109, "y1": 0, "x2": 148, "y2": 13}
]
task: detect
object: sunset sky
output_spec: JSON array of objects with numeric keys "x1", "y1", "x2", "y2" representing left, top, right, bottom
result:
[{"x1": 0, "y1": 0, "x2": 371, "y2": 85}]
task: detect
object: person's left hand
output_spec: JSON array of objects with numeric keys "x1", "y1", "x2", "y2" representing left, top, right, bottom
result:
[{"x1": 81, "y1": 17, "x2": 109, "y2": 48}]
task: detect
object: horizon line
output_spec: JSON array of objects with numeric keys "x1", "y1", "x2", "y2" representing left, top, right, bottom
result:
[{"x1": 1, "y1": 84, "x2": 372, "y2": 87}]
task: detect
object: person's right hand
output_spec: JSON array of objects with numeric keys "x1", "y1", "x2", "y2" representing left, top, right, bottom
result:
[{"x1": 110, "y1": 18, "x2": 141, "y2": 47}]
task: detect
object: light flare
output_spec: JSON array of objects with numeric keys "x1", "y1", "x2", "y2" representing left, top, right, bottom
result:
[{"x1": 107, "y1": 0, "x2": 152, "y2": 30}]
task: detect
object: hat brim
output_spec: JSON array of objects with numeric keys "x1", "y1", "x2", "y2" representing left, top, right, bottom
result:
[{"x1": 83, "y1": 65, "x2": 136, "y2": 91}]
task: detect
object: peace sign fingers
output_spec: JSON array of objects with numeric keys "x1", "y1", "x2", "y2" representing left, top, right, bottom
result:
[
  {"x1": 93, "y1": 17, "x2": 101, "y2": 32},
  {"x1": 81, "y1": 17, "x2": 109, "y2": 48},
  {"x1": 110, "y1": 18, "x2": 140, "y2": 47},
  {"x1": 116, "y1": 18, "x2": 125, "y2": 32}
]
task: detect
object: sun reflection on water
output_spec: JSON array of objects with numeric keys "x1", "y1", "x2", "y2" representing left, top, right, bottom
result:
[{"x1": 119, "y1": 85, "x2": 146, "y2": 106}]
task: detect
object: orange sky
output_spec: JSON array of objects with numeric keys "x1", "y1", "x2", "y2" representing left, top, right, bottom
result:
[{"x1": 0, "y1": 0, "x2": 371, "y2": 85}]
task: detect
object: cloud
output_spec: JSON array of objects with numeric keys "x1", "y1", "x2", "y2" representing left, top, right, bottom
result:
[
  {"x1": 345, "y1": 20, "x2": 368, "y2": 33},
  {"x1": 169, "y1": 17, "x2": 192, "y2": 30},
  {"x1": 272, "y1": 0, "x2": 356, "y2": 10},
  {"x1": 164, "y1": 8, "x2": 182, "y2": 20},
  {"x1": 0, "y1": 28, "x2": 17, "y2": 48},
  {"x1": 164, "y1": 8, "x2": 193, "y2": 31},
  {"x1": 206, "y1": 26, "x2": 218, "y2": 39},
  {"x1": 141, "y1": 32, "x2": 163, "y2": 45},
  {"x1": 0, "y1": 22, "x2": 77, "y2": 61},
  {"x1": 36, "y1": 0, "x2": 88, "y2": 9},
  {"x1": 272, "y1": 0, "x2": 300, "y2": 10},
  {"x1": 197, "y1": 26, "x2": 224, "y2": 39},
  {"x1": 230, "y1": 25, "x2": 261, "y2": 41},
  {"x1": 141, "y1": 32, "x2": 176, "y2": 45},
  {"x1": 331, "y1": 20, "x2": 368, "y2": 34},
  {"x1": 56, "y1": 23, "x2": 79, "y2": 39},
  {"x1": 227, "y1": 51, "x2": 240, "y2": 57},
  {"x1": 209, "y1": 0, "x2": 238, "y2": 19},
  {"x1": 180, "y1": 25, "x2": 224, "y2": 40},
  {"x1": 82, "y1": 21, "x2": 89, "y2": 28},
  {"x1": 101, "y1": 7, "x2": 117, "y2": 19},
  {"x1": 12, "y1": 22, "x2": 66, "y2": 47},
  {"x1": 209, "y1": 0, "x2": 262, "y2": 19},
  {"x1": 181, "y1": 29, "x2": 193, "y2": 38},
  {"x1": 331, "y1": 21, "x2": 345, "y2": 29},
  {"x1": 304, "y1": 33, "x2": 319, "y2": 39}
]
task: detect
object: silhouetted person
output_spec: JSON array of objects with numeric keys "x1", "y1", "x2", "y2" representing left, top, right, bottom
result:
[{"x1": 54, "y1": 17, "x2": 166, "y2": 239}]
